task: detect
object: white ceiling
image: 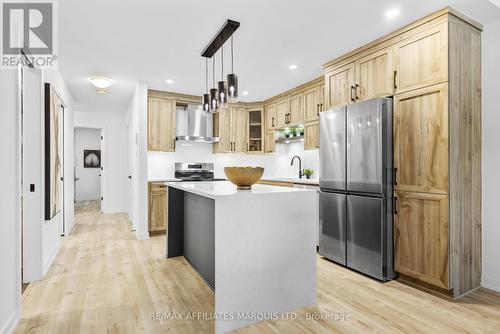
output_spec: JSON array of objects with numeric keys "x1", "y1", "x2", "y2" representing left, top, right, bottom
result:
[{"x1": 58, "y1": 0, "x2": 500, "y2": 113}]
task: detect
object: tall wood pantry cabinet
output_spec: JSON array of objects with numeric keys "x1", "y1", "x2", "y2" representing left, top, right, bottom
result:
[{"x1": 323, "y1": 7, "x2": 482, "y2": 297}]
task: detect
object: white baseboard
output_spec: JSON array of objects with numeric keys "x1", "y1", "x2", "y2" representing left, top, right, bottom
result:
[
  {"x1": 135, "y1": 230, "x2": 150, "y2": 240},
  {"x1": 482, "y1": 275, "x2": 500, "y2": 292},
  {"x1": 1, "y1": 310, "x2": 19, "y2": 334},
  {"x1": 42, "y1": 243, "x2": 60, "y2": 277}
]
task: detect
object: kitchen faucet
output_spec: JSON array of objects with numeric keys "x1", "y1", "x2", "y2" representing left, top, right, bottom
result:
[{"x1": 290, "y1": 155, "x2": 303, "y2": 179}]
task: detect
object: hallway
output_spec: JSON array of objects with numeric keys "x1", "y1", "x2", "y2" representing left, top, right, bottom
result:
[
  {"x1": 15, "y1": 205, "x2": 500, "y2": 333},
  {"x1": 16, "y1": 203, "x2": 214, "y2": 333}
]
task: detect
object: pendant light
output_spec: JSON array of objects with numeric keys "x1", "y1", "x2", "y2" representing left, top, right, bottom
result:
[
  {"x1": 209, "y1": 55, "x2": 218, "y2": 113},
  {"x1": 202, "y1": 58, "x2": 210, "y2": 112},
  {"x1": 227, "y1": 35, "x2": 238, "y2": 102},
  {"x1": 217, "y1": 45, "x2": 228, "y2": 108}
]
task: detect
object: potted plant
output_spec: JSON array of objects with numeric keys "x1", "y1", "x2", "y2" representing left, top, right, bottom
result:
[
  {"x1": 289, "y1": 127, "x2": 297, "y2": 137},
  {"x1": 303, "y1": 168, "x2": 314, "y2": 179},
  {"x1": 298, "y1": 127, "x2": 304, "y2": 136},
  {"x1": 283, "y1": 128, "x2": 291, "y2": 138}
]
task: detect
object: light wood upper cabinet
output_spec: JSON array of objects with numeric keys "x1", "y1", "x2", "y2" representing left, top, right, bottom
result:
[
  {"x1": 304, "y1": 86, "x2": 322, "y2": 122},
  {"x1": 394, "y1": 22, "x2": 448, "y2": 94},
  {"x1": 213, "y1": 107, "x2": 232, "y2": 153},
  {"x1": 394, "y1": 191, "x2": 449, "y2": 289},
  {"x1": 148, "y1": 183, "x2": 168, "y2": 233},
  {"x1": 231, "y1": 107, "x2": 248, "y2": 152},
  {"x1": 287, "y1": 93, "x2": 304, "y2": 126},
  {"x1": 325, "y1": 62, "x2": 355, "y2": 108},
  {"x1": 355, "y1": 48, "x2": 394, "y2": 101},
  {"x1": 264, "y1": 131, "x2": 276, "y2": 153},
  {"x1": 304, "y1": 121, "x2": 320, "y2": 150},
  {"x1": 148, "y1": 96, "x2": 176, "y2": 152},
  {"x1": 275, "y1": 98, "x2": 288, "y2": 129},
  {"x1": 264, "y1": 103, "x2": 276, "y2": 132},
  {"x1": 394, "y1": 83, "x2": 449, "y2": 194},
  {"x1": 214, "y1": 106, "x2": 247, "y2": 153}
]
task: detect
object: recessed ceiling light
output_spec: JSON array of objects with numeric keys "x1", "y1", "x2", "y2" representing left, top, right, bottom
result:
[
  {"x1": 88, "y1": 76, "x2": 113, "y2": 89},
  {"x1": 385, "y1": 8, "x2": 400, "y2": 19},
  {"x1": 288, "y1": 64, "x2": 298, "y2": 70},
  {"x1": 242, "y1": 91, "x2": 249, "y2": 96},
  {"x1": 96, "y1": 89, "x2": 108, "y2": 95},
  {"x1": 165, "y1": 79, "x2": 174, "y2": 84}
]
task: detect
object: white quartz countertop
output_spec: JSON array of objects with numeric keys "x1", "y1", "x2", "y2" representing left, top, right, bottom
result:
[
  {"x1": 165, "y1": 180, "x2": 314, "y2": 199},
  {"x1": 149, "y1": 178, "x2": 182, "y2": 182},
  {"x1": 261, "y1": 177, "x2": 319, "y2": 186}
]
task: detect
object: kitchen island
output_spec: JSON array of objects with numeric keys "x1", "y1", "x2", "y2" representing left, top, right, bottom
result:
[{"x1": 165, "y1": 181, "x2": 317, "y2": 334}]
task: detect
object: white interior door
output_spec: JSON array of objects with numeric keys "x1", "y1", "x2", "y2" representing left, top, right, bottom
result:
[{"x1": 127, "y1": 123, "x2": 133, "y2": 221}]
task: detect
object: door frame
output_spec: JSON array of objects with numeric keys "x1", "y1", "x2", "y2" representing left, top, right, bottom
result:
[{"x1": 73, "y1": 126, "x2": 107, "y2": 213}]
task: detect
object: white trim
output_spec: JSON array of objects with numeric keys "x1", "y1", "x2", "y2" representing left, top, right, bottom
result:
[
  {"x1": 1, "y1": 310, "x2": 19, "y2": 334},
  {"x1": 135, "y1": 231, "x2": 150, "y2": 240},
  {"x1": 482, "y1": 275, "x2": 500, "y2": 292},
  {"x1": 42, "y1": 243, "x2": 60, "y2": 277}
]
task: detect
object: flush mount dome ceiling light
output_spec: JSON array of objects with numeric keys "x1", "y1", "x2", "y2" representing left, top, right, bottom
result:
[{"x1": 88, "y1": 76, "x2": 113, "y2": 89}]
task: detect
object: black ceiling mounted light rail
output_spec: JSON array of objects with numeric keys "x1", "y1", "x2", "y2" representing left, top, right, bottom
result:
[
  {"x1": 201, "y1": 19, "x2": 240, "y2": 113},
  {"x1": 201, "y1": 20, "x2": 240, "y2": 58}
]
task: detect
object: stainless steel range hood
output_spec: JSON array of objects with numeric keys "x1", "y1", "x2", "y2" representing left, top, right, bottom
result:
[{"x1": 175, "y1": 104, "x2": 219, "y2": 143}]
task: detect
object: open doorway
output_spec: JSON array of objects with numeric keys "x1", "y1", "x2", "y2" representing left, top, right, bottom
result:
[{"x1": 74, "y1": 127, "x2": 103, "y2": 213}]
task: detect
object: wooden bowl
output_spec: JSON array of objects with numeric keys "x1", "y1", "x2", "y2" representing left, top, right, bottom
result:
[{"x1": 224, "y1": 166, "x2": 265, "y2": 190}]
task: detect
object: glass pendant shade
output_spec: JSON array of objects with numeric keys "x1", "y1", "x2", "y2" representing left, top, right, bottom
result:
[
  {"x1": 217, "y1": 80, "x2": 227, "y2": 108},
  {"x1": 227, "y1": 73, "x2": 238, "y2": 102},
  {"x1": 209, "y1": 88, "x2": 218, "y2": 113},
  {"x1": 202, "y1": 93, "x2": 210, "y2": 112}
]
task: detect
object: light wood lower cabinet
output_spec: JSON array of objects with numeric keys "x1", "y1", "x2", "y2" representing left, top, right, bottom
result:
[
  {"x1": 148, "y1": 183, "x2": 167, "y2": 233},
  {"x1": 394, "y1": 191, "x2": 449, "y2": 289},
  {"x1": 304, "y1": 121, "x2": 320, "y2": 150}
]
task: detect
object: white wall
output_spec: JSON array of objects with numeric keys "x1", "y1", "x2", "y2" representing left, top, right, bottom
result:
[
  {"x1": 481, "y1": 18, "x2": 500, "y2": 292},
  {"x1": 126, "y1": 82, "x2": 149, "y2": 239},
  {"x1": 74, "y1": 128, "x2": 102, "y2": 201},
  {"x1": 41, "y1": 69, "x2": 75, "y2": 275},
  {"x1": 148, "y1": 142, "x2": 319, "y2": 181},
  {"x1": 74, "y1": 110, "x2": 128, "y2": 213},
  {"x1": 0, "y1": 70, "x2": 21, "y2": 334}
]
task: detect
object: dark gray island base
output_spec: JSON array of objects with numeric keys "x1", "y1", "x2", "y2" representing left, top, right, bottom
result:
[{"x1": 167, "y1": 187, "x2": 215, "y2": 290}]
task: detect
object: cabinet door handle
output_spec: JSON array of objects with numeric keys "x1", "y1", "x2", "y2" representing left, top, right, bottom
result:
[
  {"x1": 350, "y1": 86, "x2": 356, "y2": 102},
  {"x1": 393, "y1": 70, "x2": 397, "y2": 90},
  {"x1": 394, "y1": 167, "x2": 398, "y2": 185},
  {"x1": 247, "y1": 142, "x2": 249, "y2": 151},
  {"x1": 394, "y1": 197, "x2": 398, "y2": 215},
  {"x1": 355, "y1": 84, "x2": 359, "y2": 100},
  {"x1": 272, "y1": 117, "x2": 274, "y2": 127},
  {"x1": 172, "y1": 139, "x2": 176, "y2": 149},
  {"x1": 317, "y1": 104, "x2": 319, "y2": 116}
]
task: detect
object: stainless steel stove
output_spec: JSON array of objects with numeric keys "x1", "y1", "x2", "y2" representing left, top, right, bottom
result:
[{"x1": 174, "y1": 162, "x2": 225, "y2": 181}]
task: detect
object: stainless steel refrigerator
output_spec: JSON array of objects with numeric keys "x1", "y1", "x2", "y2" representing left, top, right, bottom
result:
[{"x1": 319, "y1": 97, "x2": 396, "y2": 281}]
